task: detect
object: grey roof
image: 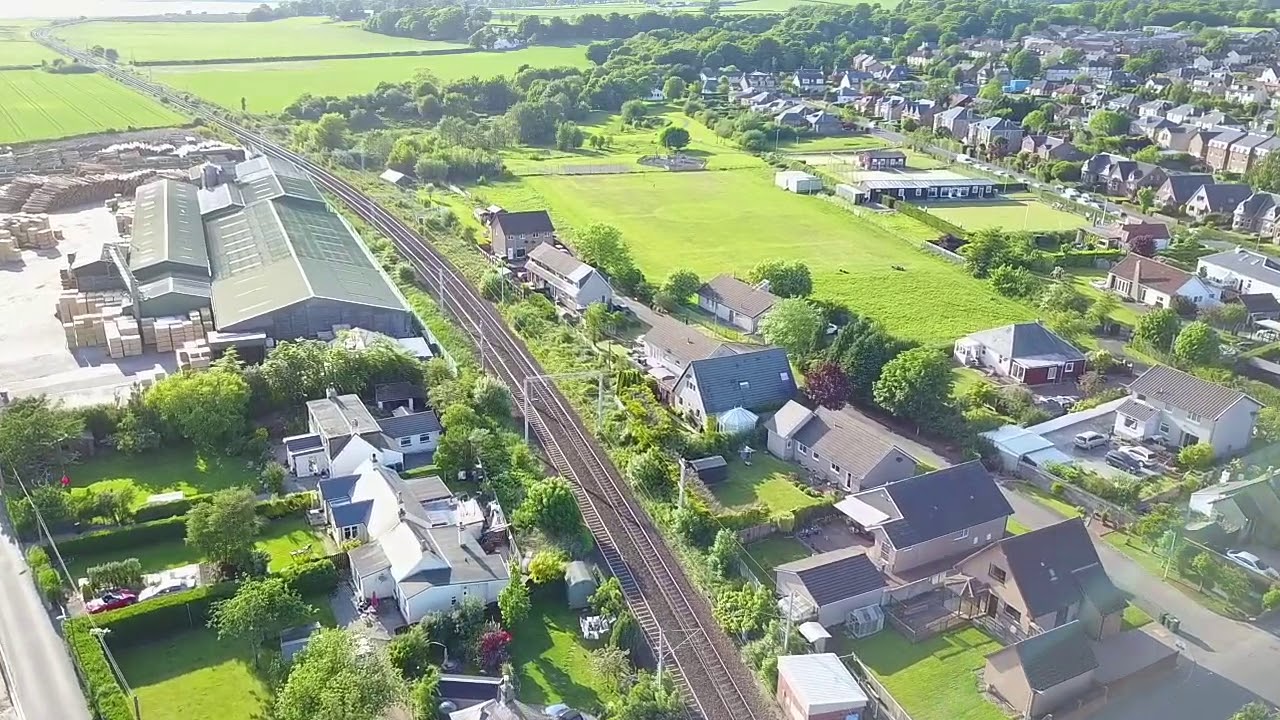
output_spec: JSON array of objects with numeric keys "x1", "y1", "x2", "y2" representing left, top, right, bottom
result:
[
  {"x1": 137, "y1": 274, "x2": 212, "y2": 303},
  {"x1": 996, "y1": 519, "x2": 1120, "y2": 617},
  {"x1": 284, "y1": 434, "x2": 323, "y2": 455},
  {"x1": 331, "y1": 499, "x2": 373, "y2": 527},
  {"x1": 1159, "y1": 174, "x2": 1214, "y2": 203},
  {"x1": 1192, "y1": 183, "x2": 1253, "y2": 213},
  {"x1": 402, "y1": 474, "x2": 453, "y2": 504},
  {"x1": 855, "y1": 177, "x2": 994, "y2": 191},
  {"x1": 764, "y1": 400, "x2": 814, "y2": 439},
  {"x1": 129, "y1": 179, "x2": 210, "y2": 279},
  {"x1": 1240, "y1": 293, "x2": 1280, "y2": 314},
  {"x1": 878, "y1": 461, "x2": 1012, "y2": 549},
  {"x1": 641, "y1": 315, "x2": 731, "y2": 366},
  {"x1": 279, "y1": 622, "x2": 321, "y2": 645},
  {"x1": 308, "y1": 394, "x2": 380, "y2": 440},
  {"x1": 776, "y1": 547, "x2": 886, "y2": 606},
  {"x1": 317, "y1": 473, "x2": 359, "y2": 504},
  {"x1": 233, "y1": 155, "x2": 325, "y2": 206},
  {"x1": 998, "y1": 621, "x2": 1098, "y2": 691},
  {"x1": 685, "y1": 347, "x2": 796, "y2": 414},
  {"x1": 698, "y1": 274, "x2": 778, "y2": 318},
  {"x1": 527, "y1": 243, "x2": 593, "y2": 283},
  {"x1": 964, "y1": 322, "x2": 1085, "y2": 367},
  {"x1": 1116, "y1": 398, "x2": 1160, "y2": 422},
  {"x1": 374, "y1": 381, "x2": 425, "y2": 404},
  {"x1": 1200, "y1": 247, "x2": 1280, "y2": 288},
  {"x1": 197, "y1": 181, "x2": 245, "y2": 217},
  {"x1": 349, "y1": 541, "x2": 390, "y2": 578},
  {"x1": 1128, "y1": 365, "x2": 1258, "y2": 418},
  {"x1": 377, "y1": 409, "x2": 442, "y2": 439},
  {"x1": 790, "y1": 405, "x2": 918, "y2": 482},
  {"x1": 492, "y1": 210, "x2": 554, "y2": 236},
  {"x1": 687, "y1": 455, "x2": 727, "y2": 471}
]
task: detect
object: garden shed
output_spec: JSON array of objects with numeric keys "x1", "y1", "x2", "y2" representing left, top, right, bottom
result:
[
  {"x1": 565, "y1": 561, "x2": 597, "y2": 609},
  {"x1": 687, "y1": 455, "x2": 728, "y2": 484}
]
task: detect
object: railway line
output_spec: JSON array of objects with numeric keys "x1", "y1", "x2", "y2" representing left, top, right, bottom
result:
[{"x1": 32, "y1": 30, "x2": 773, "y2": 720}]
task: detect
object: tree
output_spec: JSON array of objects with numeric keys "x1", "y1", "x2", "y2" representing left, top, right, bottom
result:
[
  {"x1": 275, "y1": 629, "x2": 405, "y2": 720},
  {"x1": 555, "y1": 121, "x2": 584, "y2": 150},
  {"x1": 748, "y1": 259, "x2": 812, "y2": 298},
  {"x1": 660, "y1": 269, "x2": 701, "y2": 302},
  {"x1": 528, "y1": 549, "x2": 567, "y2": 585},
  {"x1": 1010, "y1": 49, "x2": 1040, "y2": 79},
  {"x1": 828, "y1": 318, "x2": 904, "y2": 404},
  {"x1": 1217, "y1": 566, "x2": 1252, "y2": 608},
  {"x1": 514, "y1": 477, "x2": 581, "y2": 536},
  {"x1": 1022, "y1": 109, "x2": 1050, "y2": 133},
  {"x1": 1246, "y1": 150, "x2": 1280, "y2": 194},
  {"x1": 591, "y1": 576, "x2": 626, "y2": 617},
  {"x1": 804, "y1": 361, "x2": 851, "y2": 409},
  {"x1": 1229, "y1": 702, "x2": 1278, "y2": 720},
  {"x1": 1173, "y1": 321, "x2": 1220, "y2": 367},
  {"x1": 1051, "y1": 160, "x2": 1082, "y2": 182},
  {"x1": 498, "y1": 567, "x2": 531, "y2": 625},
  {"x1": 874, "y1": 347, "x2": 953, "y2": 428},
  {"x1": 989, "y1": 264, "x2": 1039, "y2": 298},
  {"x1": 209, "y1": 577, "x2": 313, "y2": 664},
  {"x1": 1078, "y1": 370, "x2": 1107, "y2": 397},
  {"x1": 590, "y1": 646, "x2": 633, "y2": 694},
  {"x1": 146, "y1": 363, "x2": 249, "y2": 449},
  {"x1": 1133, "y1": 503, "x2": 1178, "y2": 550},
  {"x1": 1136, "y1": 186, "x2": 1157, "y2": 214},
  {"x1": 662, "y1": 76, "x2": 686, "y2": 100},
  {"x1": 0, "y1": 395, "x2": 84, "y2": 479},
  {"x1": 574, "y1": 223, "x2": 632, "y2": 275},
  {"x1": 1191, "y1": 551, "x2": 1219, "y2": 591},
  {"x1": 707, "y1": 528, "x2": 739, "y2": 578},
  {"x1": 657, "y1": 125, "x2": 690, "y2": 153},
  {"x1": 471, "y1": 375, "x2": 511, "y2": 419},
  {"x1": 1257, "y1": 406, "x2": 1280, "y2": 443},
  {"x1": 978, "y1": 80, "x2": 1003, "y2": 101},
  {"x1": 1177, "y1": 442, "x2": 1214, "y2": 471},
  {"x1": 1130, "y1": 235, "x2": 1156, "y2": 258},
  {"x1": 186, "y1": 487, "x2": 261, "y2": 568},
  {"x1": 608, "y1": 672, "x2": 683, "y2": 720},
  {"x1": 620, "y1": 99, "x2": 647, "y2": 126},
  {"x1": 713, "y1": 584, "x2": 776, "y2": 639},
  {"x1": 583, "y1": 302, "x2": 622, "y2": 345},
  {"x1": 1134, "y1": 308, "x2": 1181, "y2": 352},
  {"x1": 410, "y1": 669, "x2": 442, "y2": 720},
  {"x1": 760, "y1": 299, "x2": 823, "y2": 359},
  {"x1": 1201, "y1": 303, "x2": 1247, "y2": 333},
  {"x1": 388, "y1": 624, "x2": 436, "y2": 680},
  {"x1": 1089, "y1": 110, "x2": 1130, "y2": 137},
  {"x1": 627, "y1": 448, "x2": 675, "y2": 495},
  {"x1": 1263, "y1": 588, "x2": 1280, "y2": 613}
]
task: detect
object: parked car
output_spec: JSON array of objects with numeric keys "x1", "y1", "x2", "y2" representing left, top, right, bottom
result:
[
  {"x1": 1074, "y1": 430, "x2": 1108, "y2": 450},
  {"x1": 1105, "y1": 450, "x2": 1144, "y2": 473},
  {"x1": 1120, "y1": 445, "x2": 1157, "y2": 468},
  {"x1": 139, "y1": 578, "x2": 194, "y2": 602},
  {"x1": 1226, "y1": 550, "x2": 1280, "y2": 580},
  {"x1": 86, "y1": 589, "x2": 138, "y2": 614}
]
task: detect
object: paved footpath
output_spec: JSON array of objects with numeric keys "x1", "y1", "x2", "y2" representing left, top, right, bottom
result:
[{"x1": 1004, "y1": 488, "x2": 1280, "y2": 720}]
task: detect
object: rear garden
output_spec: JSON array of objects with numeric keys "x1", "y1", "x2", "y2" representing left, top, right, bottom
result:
[
  {"x1": 707, "y1": 455, "x2": 827, "y2": 518},
  {"x1": 510, "y1": 587, "x2": 613, "y2": 709},
  {"x1": 66, "y1": 445, "x2": 260, "y2": 508}
]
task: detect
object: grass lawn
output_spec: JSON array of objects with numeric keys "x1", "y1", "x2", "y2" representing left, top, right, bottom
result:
[
  {"x1": 708, "y1": 456, "x2": 825, "y2": 515},
  {"x1": 742, "y1": 535, "x2": 812, "y2": 585},
  {"x1": 1015, "y1": 483, "x2": 1083, "y2": 519},
  {"x1": 1006, "y1": 518, "x2": 1030, "y2": 535},
  {"x1": 117, "y1": 628, "x2": 271, "y2": 720},
  {"x1": 54, "y1": 17, "x2": 464, "y2": 63},
  {"x1": 510, "y1": 588, "x2": 612, "y2": 710},
  {"x1": 917, "y1": 192, "x2": 1089, "y2": 232},
  {"x1": 1121, "y1": 603, "x2": 1153, "y2": 631},
  {"x1": 848, "y1": 626, "x2": 1006, "y2": 720},
  {"x1": 782, "y1": 134, "x2": 891, "y2": 154},
  {"x1": 68, "y1": 446, "x2": 259, "y2": 507},
  {"x1": 480, "y1": 168, "x2": 1036, "y2": 343},
  {"x1": 153, "y1": 44, "x2": 590, "y2": 113},
  {"x1": 257, "y1": 516, "x2": 334, "y2": 572},
  {"x1": 1066, "y1": 270, "x2": 1144, "y2": 327},
  {"x1": 0, "y1": 69, "x2": 185, "y2": 144}
]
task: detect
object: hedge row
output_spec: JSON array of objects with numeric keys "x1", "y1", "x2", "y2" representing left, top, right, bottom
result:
[
  {"x1": 132, "y1": 45, "x2": 477, "y2": 67},
  {"x1": 97, "y1": 582, "x2": 238, "y2": 648},
  {"x1": 885, "y1": 198, "x2": 970, "y2": 238},
  {"x1": 133, "y1": 494, "x2": 210, "y2": 523},
  {"x1": 65, "y1": 619, "x2": 133, "y2": 720},
  {"x1": 134, "y1": 491, "x2": 315, "y2": 525},
  {"x1": 57, "y1": 516, "x2": 187, "y2": 557},
  {"x1": 1046, "y1": 249, "x2": 1124, "y2": 267},
  {"x1": 279, "y1": 558, "x2": 340, "y2": 595}
]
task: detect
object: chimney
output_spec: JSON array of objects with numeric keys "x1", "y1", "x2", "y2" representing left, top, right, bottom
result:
[
  {"x1": 1131, "y1": 258, "x2": 1143, "y2": 295},
  {"x1": 326, "y1": 387, "x2": 338, "y2": 400},
  {"x1": 457, "y1": 519, "x2": 465, "y2": 546},
  {"x1": 497, "y1": 676, "x2": 515, "y2": 706}
]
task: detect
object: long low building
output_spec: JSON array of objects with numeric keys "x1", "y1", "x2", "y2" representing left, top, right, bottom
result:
[
  {"x1": 96, "y1": 156, "x2": 412, "y2": 341},
  {"x1": 836, "y1": 169, "x2": 996, "y2": 204}
]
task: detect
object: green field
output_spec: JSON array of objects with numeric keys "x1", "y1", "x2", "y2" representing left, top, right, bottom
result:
[
  {"x1": 848, "y1": 627, "x2": 1006, "y2": 720},
  {"x1": 482, "y1": 168, "x2": 1036, "y2": 343},
  {"x1": 917, "y1": 191, "x2": 1090, "y2": 232},
  {"x1": 55, "y1": 17, "x2": 464, "y2": 63},
  {"x1": 0, "y1": 69, "x2": 185, "y2": 144},
  {"x1": 153, "y1": 44, "x2": 591, "y2": 112},
  {"x1": 495, "y1": 0, "x2": 899, "y2": 15},
  {"x1": 0, "y1": 22, "x2": 58, "y2": 66}
]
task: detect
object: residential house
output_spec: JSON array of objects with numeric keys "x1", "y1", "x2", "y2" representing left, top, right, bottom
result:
[
  {"x1": 1044, "y1": 64, "x2": 1077, "y2": 82},
  {"x1": 983, "y1": 622, "x2": 1100, "y2": 720},
  {"x1": 1153, "y1": 124, "x2": 1195, "y2": 152},
  {"x1": 739, "y1": 71, "x2": 779, "y2": 92},
  {"x1": 1165, "y1": 103, "x2": 1201, "y2": 125},
  {"x1": 1189, "y1": 474, "x2": 1280, "y2": 546},
  {"x1": 948, "y1": 92, "x2": 977, "y2": 108},
  {"x1": 1240, "y1": 293, "x2": 1280, "y2": 327},
  {"x1": 1198, "y1": 247, "x2": 1280, "y2": 300},
  {"x1": 525, "y1": 243, "x2": 613, "y2": 312},
  {"x1": 764, "y1": 400, "x2": 920, "y2": 492},
  {"x1": 1021, "y1": 135, "x2": 1085, "y2": 161},
  {"x1": 1191, "y1": 55, "x2": 1215, "y2": 72},
  {"x1": 1185, "y1": 184, "x2": 1254, "y2": 221},
  {"x1": 489, "y1": 210, "x2": 554, "y2": 264},
  {"x1": 696, "y1": 274, "x2": 778, "y2": 334},
  {"x1": 806, "y1": 110, "x2": 844, "y2": 135},
  {"x1": 1254, "y1": 109, "x2": 1279, "y2": 133},
  {"x1": 878, "y1": 65, "x2": 910, "y2": 83},
  {"x1": 318, "y1": 463, "x2": 509, "y2": 624},
  {"x1": 978, "y1": 66, "x2": 1011, "y2": 86},
  {"x1": 284, "y1": 390, "x2": 442, "y2": 478},
  {"x1": 1228, "y1": 133, "x2": 1271, "y2": 174},
  {"x1": 1137, "y1": 99, "x2": 1172, "y2": 118},
  {"x1": 792, "y1": 68, "x2": 826, "y2": 94},
  {"x1": 1081, "y1": 154, "x2": 1168, "y2": 197},
  {"x1": 671, "y1": 347, "x2": 796, "y2": 431},
  {"x1": 1254, "y1": 136, "x2": 1280, "y2": 168},
  {"x1": 1052, "y1": 83, "x2": 1089, "y2": 101},
  {"x1": 1186, "y1": 128, "x2": 1223, "y2": 160},
  {"x1": 934, "y1": 105, "x2": 979, "y2": 139},
  {"x1": 834, "y1": 461, "x2": 1013, "y2": 576},
  {"x1": 1101, "y1": 221, "x2": 1173, "y2": 251},
  {"x1": 1105, "y1": 254, "x2": 1219, "y2": 308},
  {"x1": 374, "y1": 381, "x2": 425, "y2": 413},
  {"x1": 1194, "y1": 110, "x2": 1240, "y2": 129},
  {"x1": 1233, "y1": 192, "x2": 1280, "y2": 235},
  {"x1": 775, "y1": 548, "x2": 887, "y2": 628},
  {"x1": 905, "y1": 45, "x2": 934, "y2": 70},
  {"x1": 836, "y1": 69, "x2": 874, "y2": 90},
  {"x1": 1145, "y1": 76, "x2": 1174, "y2": 94},
  {"x1": 953, "y1": 519, "x2": 1127, "y2": 641},
  {"x1": 1132, "y1": 115, "x2": 1176, "y2": 139},
  {"x1": 874, "y1": 95, "x2": 906, "y2": 122},
  {"x1": 776, "y1": 654, "x2": 870, "y2": 720},
  {"x1": 853, "y1": 148, "x2": 907, "y2": 170},
  {"x1": 968, "y1": 116, "x2": 1024, "y2": 152},
  {"x1": 1026, "y1": 79, "x2": 1056, "y2": 98},
  {"x1": 902, "y1": 99, "x2": 937, "y2": 126},
  {"x1": 776, "y1": 104, "x2": 811, "y2": 128},
  {"x1": 1104, "y1": 93, "x2": 1140, "y2": 114},
  {"x1": 1192, "y1": 74, "x2": 1229, "y2": 96},
  {"x1": 1115, "y1": 364, "x2": 1262, "y2": 456},
  {"x1": 638, "y1": 313, "x2": 753, "y2": 377},
  {"x1": 1227, "y1": 82, "x2": 1270, "y2": 107},
  {"x1": 1225, "y1": 49, "x2": 1254, "y2": 67},
  {"x1": 1259, "y1": 64, "x2": 1280, "y2": 88},
  {"x1": 953, "y1": 322, "x2": 1086, "y2": 386},
  {"x1": 1153, "y1": 174, "x2": 1215, "y2": 212}
]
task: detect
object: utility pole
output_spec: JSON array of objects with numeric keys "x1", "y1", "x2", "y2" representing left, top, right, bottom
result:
[
  {"x1": 782, "y1": 592, "x2": 796, "y2": 649},
  {"x1": 678, "y1": 460, "x2": 686, "y2": 509}
]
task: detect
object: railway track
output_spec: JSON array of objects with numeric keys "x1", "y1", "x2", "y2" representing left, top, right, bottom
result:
[{"x1": 33, "y1": 31, "x2": 773, "y2": 720}]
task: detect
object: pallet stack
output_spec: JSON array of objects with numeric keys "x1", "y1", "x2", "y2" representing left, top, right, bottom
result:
[
  {"x1": 176, "y1": 339, "x2": 212, "y2": 371},
  {"x1": 152, "y1": 315, "x2": 205, "y2": 353},
  {"x1": 0, "y1": 214, "x2": 61, "y2": 250},
  {"x1": 59, "y1": 291, "x2": 129, "y2": 349},
  {"x1": 0, "y1": 229, "x2": 19, "y2": 263}
]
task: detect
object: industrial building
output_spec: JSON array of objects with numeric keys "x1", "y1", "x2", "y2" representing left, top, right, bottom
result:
[{"x1": 73, "y1": 155, "x2": 412, "y2": 342}]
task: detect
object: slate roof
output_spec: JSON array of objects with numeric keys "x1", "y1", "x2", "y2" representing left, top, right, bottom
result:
[
  {"x1": 789, "y1": 405, "x2": 919, "y2": 482},
  {"x1": 1128, "y1": 364, "x2": 1258, "y2": 419},
  {"x1": 640, "y1": 314, "x2": 734, "y2": 366},
  {"x1": 1159, "y1": 174, "x2": 1214, "y2": 204},
  {"x1": 765, "y1": 400, "x2": 815, "y2": 439},
  {"x1": 284, "y1": 434, "x2": 323, "y2": 454},
  {"x1": 377, "y1": 409, "x2": 442, "y2": 439},
  {"x1": 996, "y1": 518, "x2": 1122, "y2": 616},
  {"x1": 374, "y1": 381, "x2": 425, "y2": 404},
  {"x1": 1200, "y1": 247, "x2": 1280, "y2": 288},
  {"x1": 878, "y1": 461, "x2": 1012, "y2": 549},
  {"x1": 1192, "y1": 183, "x2": 1253, "y2": 213},
  {"x1": 776, "y1": 547, "x2": 886, "y2": 606},
  {"x1": 1240, "y1": 293, "x2": 1280, "y2": 314},
  {"x1": 698, "y1": 274, "x2": 778, "y2": 318},
  {"x1": 331, "y1": 499, "x2": 373, "y2": 528},
  {"x1": 999, "y1": 621, "x2": 1099, "y2": 691},
  {"x1": 962, "y1": 322, "x2": 1085, "y2": 367},
  {"x1": 1117, "y1": 398, "x2": 1160, "y2": 422},
  {"x1": 1107, "y1": 255, "x2": 1193, "y2": 296},
  {"x1": 349, "y1": 541, "x2": 391, "y2": 577},
  {"x1": 527, "y1": 243, "x2": 593, "y2": 283},
  {"x1": 491, "y1": 210, "x2": 554, "y2": 236},
  {"x1": 685, "y1": 348, "x2": 796, "y2": 414}
]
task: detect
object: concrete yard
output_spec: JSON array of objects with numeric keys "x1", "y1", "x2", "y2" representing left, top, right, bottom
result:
[{"x1": 0, "y1": 204, "x2": 176, "y2": 407}]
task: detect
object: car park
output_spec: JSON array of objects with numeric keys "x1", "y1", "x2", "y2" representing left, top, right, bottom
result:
[
  {"x1": 86, "y1": 589, "x2": 138, "y2": 614},
  {"x1": 1105, "y1": 450, "x2": 1144, "y2": 473},
  {"x1": 1226, "y1": 550, "x2": 1280, "y2": 580},
  {"x1": 1120, "y1": 445, "x2": 1157, "y2": 468},
  {"x1": 1074, "y1": 431, "x2": 1108, "y2": 450}
]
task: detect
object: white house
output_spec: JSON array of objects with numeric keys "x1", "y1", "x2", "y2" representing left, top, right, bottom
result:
[
  {"x1": 318, "y1": 462, "x2": 511, "y2": 624},
  {"x1": 284, "y1": 390, "x2": 441, "y2": 478},
  {"x1": 671, "y1": 347, "x2": 795, "y2": 432},
  {"x1": 696, "y1": 274, "x2": 778, "y2": 334},
  {"x1": 525, "y1": 243, "x2": 613, "y2": 312},
  {"x1": 1197, "y1": 247, "x2": 1280, "y2": 301},
  {"x1": 1114, "y1": 365, "x2": 1262, "y2": 458},
  {"x1": 1104, "y1": 254, "x2": 1220, "y2": 309}
]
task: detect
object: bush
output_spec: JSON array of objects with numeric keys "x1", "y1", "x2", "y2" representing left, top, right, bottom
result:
[
  {"x1": 1051, "y1": 482, "x2": 1066, "y2": 496},
  {"x1": 255, "y1": 492, "x2": 315, "y2": 519},
  {"x1": 86, "y1": 558, "x2": 143, "y2": 593},
  {"x1": 56, "y1": 516, "x2": 187, "y2": 557},
  {"x1": 278, "y1": 558, "x2": 339, "y2": 595},
  {"x1": 65, "y1": 619, "x2": 133, "y2": 720},
  {"x1": 37, "y1": 566, "x2": 63, "y2": 604},
  {"x1": 133, "y1": 494, "x2": 210, "y2": 523},
  {"x1": 1176, "y1": 443, "x2": 1214, "y2": 471},
  {"x1": 95, "y1": 582, "x2": 237, "y2": 647},
  {"x1": 1264, "y1": 586, "x2": 1280, "y2": 612}
]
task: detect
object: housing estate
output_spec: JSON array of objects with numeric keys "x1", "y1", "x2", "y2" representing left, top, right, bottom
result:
[
  {"x1": 318, "y1": 462, "x2": 510, "y2": 624},
  {"x1": 525, "y1": 244, "x2": 613, "y2": 312},
  {"x1": 765, "y1": 400, "x2": 920, "y2": 492},
  {"x1": 1184, "y1": 184, "x2": 1253, "y2": 221},
  {"x1": 670, "y1": 347, "x2": 796, "y2": 432},
  {"x1": 1189, "y1": 474, "x2": 1280, "y2": 547},
  {"x1": 953, "y1": 322, "x2": 1086, "y2": 386},
  {"x1": 488, "y1": 210, "x2": 555, "y2": 264},
  {"x1": 285, "y1": 389, "x2": 442, "y2": 478},
  {"x1": 696, "y1": 274, "x2": 778, "y2": 334},
  {"x1": 1234, "y1": 192, "x2": 1280, "y2": 236},
  {"x1": 1114, "y1": 365, "x2": 1262, "y2": 457},
  {"x1": 1104, "y1": 255, "x2": 1220, "y2": 309}
]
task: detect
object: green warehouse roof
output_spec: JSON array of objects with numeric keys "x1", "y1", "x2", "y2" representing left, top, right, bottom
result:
[
  {"x1": 129, "y1": 179, "x2": 210, "y2": 279},
  {"x1": 234, "y1": 155, "x2": 325, "y2": 206}
]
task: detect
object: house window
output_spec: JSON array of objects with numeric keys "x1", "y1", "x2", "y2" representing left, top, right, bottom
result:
[
  {"x1": 1064, "y1": 362, "x2": 1075, "y2": 373},
  {"x1": 341, "y1": 525, "x2": 360, "y2": 541},
  {"x1": 831, "y1": 462, "x2": 841, "y2": 474},
  {"x1": 812, "y1": 450, "x2": 820, "y2": 460},
  {"x1": 739, "y1": 381, "x2": 750, "y2": 390},
  {"x1": 418, "y1": 434, "x2": 431, "y2": 443},
  {"x1": 797, "y1": 443, "x2": 809, "y2": 455},
  {"x1": 954, "y1": 528, "x2": 970, "y2": 541},
  {"x1": 1123, "y1": 416, "x2": 1138, "y2": 429},
  {"x1": 1048, "y1": 366, "x2": 1058, "y2": 381},
  {"x1": 1159, "y1": 422, "x2": 1170, "y2": 435},
  {"x1": 1187, "y1": 412, "x2": 1200, "y2": 422},
  {"x1": 1002, "y1": 604, "x2": 1022, "y2": 622},
  {"x1": 989, "y1": 564, "x2": 1007, "y2": 584},
  {"x1": 398, "y1": 437, "x2": 412, "y2": 448}
]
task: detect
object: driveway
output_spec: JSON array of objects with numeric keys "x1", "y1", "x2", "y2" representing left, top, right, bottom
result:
[{"x1": 1034, "y1": 409, "x2": 1140, "y2": 481}]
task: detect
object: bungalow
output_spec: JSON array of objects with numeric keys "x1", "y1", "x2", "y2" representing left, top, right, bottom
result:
[
  {"x1": 1233, "y1": 192, "x2": 1280, "y2": 236},
  {"x1": 954, "y1": 322, "x2": 1086, "y2": 386},
  {"x1": 637, "y1": 313, "x2": 752, "y2": 377},
  {"x1": 1021, "y1": 135, "x2": 1085, "y2": 162},
  {"x1": 1153, "y1": 174, "x2": 1214, "y2": 212},
  {"x1": 1197, "y1": 247, "x2": 1280, "y2": 301},
  {"x1": 1185, "y1": 183, "x2": 1253, "y2": 221},
  {"x1": 984, "y1": 622, "x2": 1100, "y2": 720},
  {"x1": 671, "y1": 347, "x2": 796, "y2": 432},
  {"x1": 284, "y1": 390, "x2": 442, "y2": 478},
  {"x1": 525, "y1": 243, "x2": 613, "y2": 312},
  {"x1": 1105, "y1": 254, "x2": 1220, "y2": 308},
  {"x1": 765, "y1": 400, "x2": 919, "y2": 492},
  {"x1": 775, "y1": 548, "x2": 887, "y2": 628},
  {"x1": 806, "y1": 110, "x2": 844, "y2": 135},
  {"x1": 1114, "y1": 365, "x2": 1261, "y2": 457},
  {"x1": 697, "y1": 274, "x2": 778, "y2": 334},
  {"x1": 775, "y1": 104, "x2": 811, "y2": 128},
  {"x1": 489, "y1": 210, "x2": 555, "y2": 264}
]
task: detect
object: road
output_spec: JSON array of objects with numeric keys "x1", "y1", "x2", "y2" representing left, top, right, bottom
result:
[
  {"x1": 1005, "y1": 488, "x2": 1280, "y2": 719},
  {"x1": 0, "y1": 514, "x2": 91, "y2": 720}
]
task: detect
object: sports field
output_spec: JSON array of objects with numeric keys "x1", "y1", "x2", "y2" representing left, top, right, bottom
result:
[
  {"x1": 0, "y1": 22, "x2": 58, "y2": 66},
  {"x1": 916, "y1": 191, "x2": 1090, "y2": 232},
  {"x1": 482, "y1": 168, "x2": 1036, "y2": 342},
  {"x1": 497, "y1": 0, "x2": 899, "y2": 14},
  {"x1": 152, "y1": 44, "x2": 591, "y2": 112},
  {"x1": 0, "y1": 69, "x2": 185, "y2": 144},
  {"x1": 54, "y1": 17, "x2": 464, "y2": 63}
]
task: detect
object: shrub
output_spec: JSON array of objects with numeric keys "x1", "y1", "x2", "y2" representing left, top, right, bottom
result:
[
  {"x1": 95, "y1": 582, "x2": 236, "y2": 647},
  {"x1": 133, "y1": 494, "x2": 210, "y2": 523},
  {"x1": 528, "y1": 550, "x2": 567, "y2": 585},
  {"x1": 56, "y1": 516, "x2": 187, "y2": 556},
  {"x1": 86, "y1": 558, "x2": 143, "y2": 593},
  {"x1": 1176, "y1": 443, "x2": 1214, "y2": 471},
  {"x1": 26, "y1": 546, "x2": 49, "y2": 568},
  {"x1": 1051, "y1": 481, "x2": 1066, "y2": 496},
  {"x1": 278, "y1": 558, "x2": 339, "y2": 595},
  {"x1": 65, "y1": 619, "x2": 133, "y2": 720},
  {"x1": 1263, "y1": 586, "x2": 1280, "y2": 612},
  {"x1": 255, "y1": 492, "x2": 315, "y2": 519},
  {"x1": 37, "y1": 566, "x2": 63, "y2": 604}
]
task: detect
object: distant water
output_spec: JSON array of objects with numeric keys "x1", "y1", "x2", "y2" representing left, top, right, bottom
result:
[{"x1": 2, "y1": 0, "x2": 278, "y2": 20}]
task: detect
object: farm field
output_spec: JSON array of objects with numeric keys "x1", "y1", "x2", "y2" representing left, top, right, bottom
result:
[
  {"x1": 54, "y1": 17, "x2": 464, "y2": 63},
  {"x1": 916, "y1": 191, "x2": 1090, "y2": 232},
  {"x1": 153, "y1": 44, "x2": 591, "y2": 112},
  {"x1": 0, "y1": 69, "x2": 185, "y2": 144},
  {"x1": 481, "y1": 168, "x2": 1037, "y2": 343},
  {"x1": 0, "y1": 21, "x2": 58, "y2": 66}
]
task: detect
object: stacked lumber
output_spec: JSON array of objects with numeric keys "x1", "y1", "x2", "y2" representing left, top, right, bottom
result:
[
  {"x1": 59, "y1": 291, "x2": 129, "y2": 348},
  {"x1": 0, "y1": 177, "x2": 41, "y2": 213},
  {"x1": 105, "y1": 316, "x2": 144, "y2": 359},
  {"x1": 176, "y1": 339, "x2": 212, "y2": 371},
  {"x1": 0, "y1": 214, "x2": 61, "y2": 250},
  {"x1": 0, "y1": 229, "x2": 19, "y2": 263},
  {"x1": 0, "y1": 170, "x2": 182, "y2": 214},
  {"x1": 151, "y1": 314, "x2": 206, "y2": 353}
]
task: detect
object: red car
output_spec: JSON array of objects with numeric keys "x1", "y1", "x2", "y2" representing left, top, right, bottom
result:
[{"x1": 86, "y1": 589, "x2": 138, "y2": 614}]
